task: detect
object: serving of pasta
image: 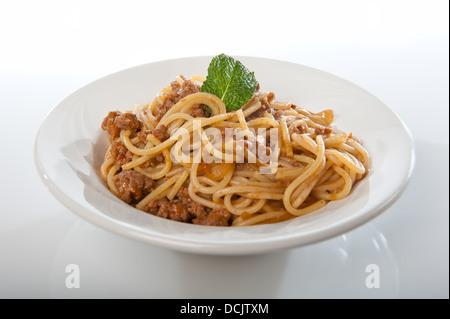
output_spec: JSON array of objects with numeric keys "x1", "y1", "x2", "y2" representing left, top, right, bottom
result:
[{"x1": 100, "y1": 69, "x2": 370, "y2": 227}]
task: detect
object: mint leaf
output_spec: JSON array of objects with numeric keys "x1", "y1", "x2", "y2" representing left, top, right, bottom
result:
[{"x1": 201, "y1": 54, "x2": 258, "y2": 111}]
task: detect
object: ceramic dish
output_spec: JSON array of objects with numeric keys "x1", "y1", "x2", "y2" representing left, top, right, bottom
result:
[{"x1": 34, "y1": 56, "x2": 414, "y2": 255}]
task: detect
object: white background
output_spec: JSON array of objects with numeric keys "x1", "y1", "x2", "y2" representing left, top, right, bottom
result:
[{"x1": 0, "y1": 0, "x2": 448, "y2": 298}]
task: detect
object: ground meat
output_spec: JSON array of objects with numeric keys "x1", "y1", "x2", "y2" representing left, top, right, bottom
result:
[
  {"x1": 143, "y1": 199, "x2": 191, "y2": 223},
  {"x1": 315, "y1": 126, "x2": 333, "y2": 136},
  {"x1": 179, "y1": 78, "x2": 200, "y2": 98},
  {"x1": 155, "y1": 76, "x2": 201, "y2": 120},
  {"x1": 176, "y1": 188, "x2": 209, "y2": 218},
  {"x1": 141, "y1": 187, "x2": 231, "y2": 226},
  {"x1": 246, "y1": 92, "x2": 275, "y2": 120},
  {"x1": 137, "y1": 125, "x2": 169, "y2": 143},
  {"x1": 101, "y1": 111, "x2": 142, "y2": 141},
  {"x1": 191, "y1": 104, "x2": 206, "y2": 117},
  {"x1": 292, "y1": 122, "x2": 308, "y2": 134},
  {"x1": 110, "y1": 141, "x2": 134, "y2": 165},
  {"x1": 151, "y1": 124, "x2": 170, "y2": 142},
  {"x1": 137, "y1": 130, "x2": 150, "y2": 143},
  {"x1": 246, "y1": 107, "x2": 266, "y2": 120},
  {"x1": 113, "y1": 170, "x2": 154, "y2": 205},
  {"x1": 192, "y1": 208, "x2": 231, "y2": 226},
  {"x1": 101, "y1": 111, "x2": 122, "y2": 141},
  {"x1": 114, "y1": 112, "x2": 142, "y2": 130},
  {"x1": 144, "y1": 153, "x2": 165, "y2": 168},
  {"x1": 272, "y1": 110, "x2": 283, "y2": 121},
  {"x1": 260, "y1": 97, "x2": 270, "y2": 112}
]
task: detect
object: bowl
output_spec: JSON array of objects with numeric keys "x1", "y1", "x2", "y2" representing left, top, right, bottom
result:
[{"x1": 34, "y1": 56, "x2": 414, "y2": 255}]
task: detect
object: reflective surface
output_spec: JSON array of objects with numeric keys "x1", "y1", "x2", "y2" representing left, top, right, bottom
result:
[{"x1": 47, "y1": 222, "x2": 398, "y2": 298}]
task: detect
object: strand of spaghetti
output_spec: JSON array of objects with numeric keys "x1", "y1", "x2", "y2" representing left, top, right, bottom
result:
[
  {"x1": 190, "y1": 162, "x2": 235, "y2": 194},
  {"x1": 107, "y1": 164, "x2": 120, "y2": 197},
  {"x1": 211, "y1": 121, "x2": 241, "y2": 128},
  {"x1": 157, "y1": 92, "x2": 226, "y2": 126},
  {"x1": 165, "y1": 165, "x2": 186, "y2": 177},
  {"x1": 136, "y1": 175, "x2": 179, "y2": 210},
  {"x1": 270, "y1": 102, "x2": 292, "y2": 110},
  {"x1": 247, "y1": 117, "x2": 280, "y2": 128},
  {"x1": 290, "y1": 162, "x2": 326, "y2": 204},
  {"x1": 291, "y1": 133, "x2": 315, "y2": 154},
  {"x1": 167, "y1": 169, "x2": 190, "y2": 201},
  {"x1": 301, "y1": 134, "x2": 320, "y2": 154},
  {"x1": 296, "y1": 109, "x2": 329, "y2": 126},
  {"x1": 232, "y1": 211, "x2": 291, "y2": 226},
  {"x1": 236, "y1": 109, "x2": 249, "y2": 131},
  {"x1": 346, "y1": 138, "x2": 371, "y2": 170},
  {"x1": 233, "y1": 170, "x2": 272, "y2": 182},
  {"x1": 287, "y1": 119, "x2": 307, "y2": 132},
  {"x1": 292, "y1": 154, "x2": 315, "y2": 164},
  {"x1": 280, "y1": 117, "x2": 293, "y2": 157},
  {"x1": 148, "y1": 94, "x2": 162, "y2": 115},
  {"x1": 122, "y1": 155, "x2": 152, "y2": 170},
  {"x1": 131, "y1": 133, "x2": 172, "y2": 179},
  {"x1": 291, "y1": 173, "x2": 323, "y2": 208},
  {"x1": 187, "y1": 182, "x2": 223, "y2": 209},
  {"x1": 164, "y1": 114, "x2": 195, "y2": 135},
  {"x1": 275, "y1": 167, "x2": 309, "y2": 182},
  {"x1": 325, "y1": 149, "x2": 365, "y2": 175},
  {"x1": 243, "y1": 193, "x2": 284, "y2": 200},
  {"x1": 161, "y1": 113, "x2": 194, "y2": 135},
  {"x1": 229, "y1": 180, "x2": 284, "y2": 188},
  {"x1": 241, "y1": 101, "x2": 262, "y2": 117},
  {"x1": 325, "y1": 150, "x2": 344, "y2": 167},
  {"x1": 278, "y1": 156, "x2": 301, "y2": 167},
  {"x1": 133, "y1": 150, "x2": 171, "y2": 179},
  {"x1": 346, "y1": 166, "x2": 357, "y2": 184},
  {"x1": 335, "y1": 142, "x2": 356, "y2": 154},
  {"x1": 283, "y1": 110, "x2": 305, "y2": 117},
  {"x1": 136, "y1": 110, "x2": 155, "y2": 130},
  {"x1": 223, "y1": 195, "x2": 266, "y2": 215},
  {"x1": 324, "y1": 132, "x2": 347, "y2": 148},
  {"x1": 229, "y1": 197, "x2": 254, "y2": 208},
  {"x1": 314, "y1": 177, "x2": 345, "y2": 193},
  {"x1": 283, "y1": 136, "x2": 326, "y2": 216},
  {"x1": 290, "y1": 151, "x2": 331, "y2": 203},
  {"x1": 195, "y1": 176, "x2": 218, "y2": 187},
  {"x1": 100, "y1": 157, "x2": 115, "y2": 180},
  {"x1": 313, "y1": 166, "x2": 353, "y2": 201},
  {"x1": 212, "y1": 185, "x2": 284, "y2": 202},
  {"x1": 316, "y1": 162, "x2": 337, "y2": 185}
]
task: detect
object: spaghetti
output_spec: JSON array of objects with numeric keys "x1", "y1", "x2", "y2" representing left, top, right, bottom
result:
[{"x1": 100, "y1": 75, "x2": 370, "y2": 226}]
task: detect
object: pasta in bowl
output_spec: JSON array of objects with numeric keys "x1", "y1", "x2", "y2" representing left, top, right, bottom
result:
[
  {"x1": 100, "y1": 55, "x2": 371, "y2": 227},
  {"x1": 34, "y1": 55, "x2": 413, "y2": 254}
]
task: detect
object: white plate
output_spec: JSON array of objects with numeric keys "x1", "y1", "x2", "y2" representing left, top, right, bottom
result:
[{"x1": 34, "y1": 56, "x2": 414, "y2": 255}]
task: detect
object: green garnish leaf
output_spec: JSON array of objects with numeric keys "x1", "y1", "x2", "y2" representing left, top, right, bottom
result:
[{"x1": 201, "y1": 54, "x2": 258, "y2": 111}]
